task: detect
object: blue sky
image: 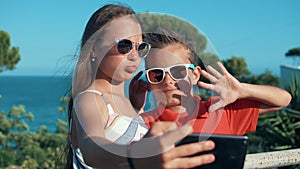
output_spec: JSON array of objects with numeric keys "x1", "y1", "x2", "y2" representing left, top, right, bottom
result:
[{"x1": 1, "y1": 0, "x2": 299, "y2": 76}]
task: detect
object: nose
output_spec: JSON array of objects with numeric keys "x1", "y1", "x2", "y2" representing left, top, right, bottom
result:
[
  {"x1": 162, "y1": 72, "x2": 174, "y2": 84},
  {"x1": 127, "y1": 42, "x2": 140, "y2": 60},
  {"x1": 127, "y1": 47, "x2": 139, "y2": 61}
]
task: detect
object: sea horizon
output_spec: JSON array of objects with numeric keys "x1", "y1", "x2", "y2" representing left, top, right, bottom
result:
[{"x1": 0, "y1": 75, "x2": 71, "y2": 133}]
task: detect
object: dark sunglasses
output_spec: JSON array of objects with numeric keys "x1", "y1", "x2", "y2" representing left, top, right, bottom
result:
[
  {"x1": 115, "y1": 38, "x2": 151, "y2": 58},
  {"x1": 146, "y1": 64, "x2": 195, "y2": 84}
]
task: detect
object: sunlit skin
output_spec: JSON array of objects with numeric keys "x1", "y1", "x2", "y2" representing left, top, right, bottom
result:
[
  {"x1": 85, "y1": 16, "x2": 146, "y2": 119},
  {"x1": 72, "y1": 15, "x2": 216, "y2": 168},
  {"x1": 73, "y1": 16, "x2": 146, "y2": 150},
  {"x1": 132, "y1": 42, "x2": 291, "y2": 115},
  {"x1": 94, "y1": 17, "x2": 144, "y2": 84},
  {"x1": 145, "y1": 44, "x2": 201, "y2": 113}
]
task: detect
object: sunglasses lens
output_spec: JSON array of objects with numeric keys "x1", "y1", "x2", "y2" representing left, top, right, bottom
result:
[
  {"x1": 148, "y1": 69, "x2": 164, "y2": 83},
  {"x1": 170, "y1": 65, "x2": 187, "y2": 79},
  {"x1": 117, "y1": 39, "x2": 132, "y2": 54},
  {"x1": 137, "y1": 42, "x2": 150, "y2": 58}
]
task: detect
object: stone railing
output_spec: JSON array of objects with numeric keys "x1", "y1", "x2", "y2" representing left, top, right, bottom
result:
[{"x1": 244, "y1": 148, "x2": 300, "y2": 168}]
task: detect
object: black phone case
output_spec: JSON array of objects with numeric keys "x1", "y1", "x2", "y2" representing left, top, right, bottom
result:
[{"x1": 176, "y1": 134, "x2": 248, "y2": 169}]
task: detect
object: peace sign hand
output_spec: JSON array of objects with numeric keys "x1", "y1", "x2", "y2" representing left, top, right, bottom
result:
[{"x1": 129, "y1": 71, "x2": 150, "y2": 113}]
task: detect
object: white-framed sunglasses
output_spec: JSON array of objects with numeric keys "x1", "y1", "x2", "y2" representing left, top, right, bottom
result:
[
  {"x1": 146, "y1": 64, "x2": 195, "y2": 84},
  {"x1": 114, "y1": 38, "x2": 151, "y2": 58}
]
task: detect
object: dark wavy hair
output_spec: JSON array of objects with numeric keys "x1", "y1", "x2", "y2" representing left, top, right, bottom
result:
[{"x1": 144, "y1": 28, "x2": 206, "y2": 71}]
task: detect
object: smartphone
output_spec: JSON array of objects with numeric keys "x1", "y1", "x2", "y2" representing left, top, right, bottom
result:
[{"x1": 176, "y1": 134, "x2": 248, "y2": 169}]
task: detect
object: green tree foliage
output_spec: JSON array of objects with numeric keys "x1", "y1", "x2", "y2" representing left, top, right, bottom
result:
[
  {"x1": 247, "y1": 77, "x2": 300, "y2": 169},
  {"x1": 286, "y1": 76, "x2": 300, "y2": 111},
  {"x1": 0, "y1": 97, "x2": 69, "y2": 168},
  {"x1": 244, "y1": 70, "x2": 280, "y2": 86},
  {"x1": 222, "y1": 56, "x2": 280, "y2": 86},
  {"x1": 221, "y1": 56, "x2": 250, "y2": 80},
  {"x1": 200, "y1": 52, "x2": 219, "y2": 70},
  {"x1": 0, "y1": 30, "x2": 21, "y2": 73},
  {"x1": 286, "y1": 47, "x2": 300, "y2": 67},
  {"x1": 138, "y1": 13, "x2": 207, "y2": 53},
  {"x1": 285, "y1": 47, "x2": 300, "y2": 58},
  {"x1": 138, "y1": 13, "x2": 220, "y2": 69}
]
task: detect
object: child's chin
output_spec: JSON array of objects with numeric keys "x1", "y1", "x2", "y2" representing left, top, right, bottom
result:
[{"x1": 166, "y1": 99, "x2": 181, "y2": 107}]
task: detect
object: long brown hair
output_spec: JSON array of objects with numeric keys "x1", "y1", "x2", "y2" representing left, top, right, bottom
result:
[{"x1": 64, "y1": 4, "x2": 136, "y2": 168}]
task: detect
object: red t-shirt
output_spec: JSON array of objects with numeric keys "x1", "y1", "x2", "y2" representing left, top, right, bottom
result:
[{"x1": 141, "y1": 96, "x2": 260, "y2": 135}]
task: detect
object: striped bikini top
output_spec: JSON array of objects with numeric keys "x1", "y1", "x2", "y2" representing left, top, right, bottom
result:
[{"x1": 72, "y1": 90, "x2": 148, "y2": 169}]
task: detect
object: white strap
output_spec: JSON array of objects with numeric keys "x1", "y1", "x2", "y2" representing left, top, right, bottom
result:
[{"x1": 77, "y1": 90, "x2": 115, "y2": 115}]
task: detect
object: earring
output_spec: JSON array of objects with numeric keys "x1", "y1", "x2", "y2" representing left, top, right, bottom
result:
[{"x1": 91, "y1": 57, "x2": 95, "y2": 62}]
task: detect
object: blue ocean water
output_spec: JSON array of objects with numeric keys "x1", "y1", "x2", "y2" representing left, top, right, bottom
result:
[{"x1": 0, "y1": 76, "x2": 71, "y2": 133}]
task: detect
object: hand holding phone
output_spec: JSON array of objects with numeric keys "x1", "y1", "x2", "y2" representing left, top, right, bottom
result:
[{"x1": 176, "y1": 134, "x2": 248, "y2": 169}]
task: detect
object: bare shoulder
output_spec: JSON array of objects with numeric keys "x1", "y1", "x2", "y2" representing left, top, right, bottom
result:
[{"x1": 74, "y1": 90, "x2": 110, "y2": 122}]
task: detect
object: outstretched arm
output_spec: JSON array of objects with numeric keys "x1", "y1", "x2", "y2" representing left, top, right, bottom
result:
[
  {"x1": 74, "y1": 93, "x2": 215, "y2": 169},
  {"x1": 77, "y1": 120, "x2": 215, "y2": 169},
  {"x1": 198, "y1": 61, "x2": 291, "y2": 114}
]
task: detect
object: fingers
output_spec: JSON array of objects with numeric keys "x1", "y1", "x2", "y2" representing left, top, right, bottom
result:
[
  {"x1": 198, "y1": 81, "x2": 213, "y2": 90},
  {"x1": 129, "y1": 71, "x2": 142, "y2": 91},
  {"x1": 198, "y1": 81, "x2": 220, "y2": 94},
  {"x1": 216, "y1": 61, "x2": 229, "y2": 75},
  {"x1": 200, "y1": 69, "x2": 218, "y2": 83},
  {"x1": 206, "y1": 65, "x2": 222, "y2": 79},
  {"x1": 129, "y1": 71, "x2": 145, "y2": 90},
  {"x1": 130, "y1": 124, "x2": 192, "y2": 158},
  {"x1": 130, "y1": 71, "x2": 150, "y2": 91},
  {"x1": 139, "y1": 79, "x2": 151, "y2": 91},
  {"x1": 163, "y1": 141, "x2": 215, "y2": 168},
  {"x1": 167, "y1": 140, "x2": 215, "y2": 159},
  {"x1": 146, "y1": 122, "x2": 177, "y2": 137},
  {"x1": 177, "y1": 80, "x2": 193, "y2": 97},
  {"x1": 159, "y1": 125, "x2": 193, "y2": 149},
  {"x1": 132, "y1": 71, "x2": 143, "y2": 82},
  {"x1": 201, "y1": 62, "x2": 228, "y2": 84},
  {"x1": 164, "y1": 154, "x2": 215, "y2": 169}
]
